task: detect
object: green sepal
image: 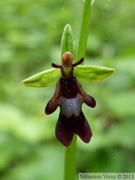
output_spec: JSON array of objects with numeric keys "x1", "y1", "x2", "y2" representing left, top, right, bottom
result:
[
  {"x1": 22, "y1": 68, "x2": 60, "y2": 87},
  {"x1": 61, "y1": 24, "x2": 74, "y2": 56},
  {"x1": 74, "y1": 65, "x2": 115, "y2": 83}
]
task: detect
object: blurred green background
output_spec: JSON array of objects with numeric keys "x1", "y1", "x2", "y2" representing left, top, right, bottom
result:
[{"x1": 0, "y1": 0, "x2": 135, "y2": 179}]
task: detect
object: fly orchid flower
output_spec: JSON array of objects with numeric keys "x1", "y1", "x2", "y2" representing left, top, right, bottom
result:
[{"x1": 45, "y1": 51, "x2": 96, "y2": 146}]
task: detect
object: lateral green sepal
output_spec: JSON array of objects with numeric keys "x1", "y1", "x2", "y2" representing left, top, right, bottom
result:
[
  {"x1": 74, "y1": 65, "x2": 115, "y2": 82},
  {"x1": 22, "y1": 68, "x2": 60, "y2": 87}
]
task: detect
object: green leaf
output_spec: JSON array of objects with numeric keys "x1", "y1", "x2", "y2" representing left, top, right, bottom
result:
[
  {"x1": 22, "y1": 68, "x2": 60, "y2": 87},
  {"x1": 74, "y1": 65, "x2": 115, "y2": 82}
]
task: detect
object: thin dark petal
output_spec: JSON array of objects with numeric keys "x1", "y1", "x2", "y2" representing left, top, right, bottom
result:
[
  {"x1": 51, "y1": 63, "x2": 62, "y2": 68},
  {"x1": 72, "y1": 58, "x2": 84, "y2": 67},
  {"x1": 55, "y1": 113, "x2": 74, "y2": 146}
]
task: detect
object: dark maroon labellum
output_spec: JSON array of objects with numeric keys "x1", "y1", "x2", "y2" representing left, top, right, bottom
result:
[{"x1": 45, "y1": 52, "x2": 96, "y2": 146}]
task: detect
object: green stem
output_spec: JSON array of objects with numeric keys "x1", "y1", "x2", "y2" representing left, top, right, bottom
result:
[
  {"x1": 75, "y1": 0, "x2": 92, "y2": 62},
  {"x1": 64, "y1": 135, "x2": 77, "y2": 180}
]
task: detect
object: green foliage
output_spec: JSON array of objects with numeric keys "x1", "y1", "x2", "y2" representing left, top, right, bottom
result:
[{"x1": 0, "y1": 0, "x2": 135, "y2": 179}]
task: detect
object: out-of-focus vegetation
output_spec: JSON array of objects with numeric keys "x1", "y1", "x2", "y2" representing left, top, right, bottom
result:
[{"x1": 0, "y1": 0, "x2": 135, "y2": 179}]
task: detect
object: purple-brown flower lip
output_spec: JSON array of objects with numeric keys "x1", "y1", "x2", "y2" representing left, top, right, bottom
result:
[
  {"x1": 55, "y1": 111, "x2": 93, "y2": 147},
  {"x1": 45, "y1": 53, "x2": 96, "y2": 146}
]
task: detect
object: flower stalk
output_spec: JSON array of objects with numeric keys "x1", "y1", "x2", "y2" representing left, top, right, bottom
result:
[
  {"x1": 64, "y1": 135, "x2": 77, "y2": 180},
  {"x1": 75, "y1": 0, "x2": 91, "y2": 62}
]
